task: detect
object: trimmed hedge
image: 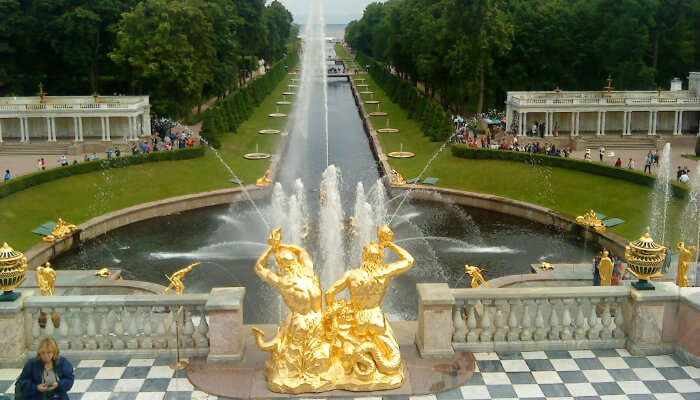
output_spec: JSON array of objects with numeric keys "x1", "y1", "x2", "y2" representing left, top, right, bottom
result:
[
  {"x1": 451, "y1": 145, "x2": 689, "y2": 199},
  {"x1": 354, "y1": 52, "x2": 452, "y2": 142},
  {"x1": 0, "y1": 146, "x2": 205, "y2": 199},
  {"x1": 200, "y1": 42, "x2": 301, "y2": 148}
]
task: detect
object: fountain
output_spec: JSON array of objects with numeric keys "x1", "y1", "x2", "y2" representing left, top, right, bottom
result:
[
  {"x1": 387, "y1": 143, "x2": 415, "y2": 158},
  {"x1": 268, "y1": 105, "x2": 287, "y2": 118},
  {"x1": 243, "y1": 143, "x2": 271, "y2": 160},
  {"x1": 369, "y1": 103, "x2": 388, "y2": 117},
  {"x1": 378, "y1": 118, "x2": 399, "y2": 134},
  {"x1": 258, "y1": 129, "x2": 281, "y2": 135},
  {"x1": 648, "y1": 143, "x2": 672, "y2": 245}
]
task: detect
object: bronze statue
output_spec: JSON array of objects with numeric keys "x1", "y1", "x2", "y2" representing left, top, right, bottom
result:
[
  {"x1": 35, "y1": 262, "x2": 56, "y2": 296},
  {"x1": 598, "y1": 250, "x2": 614, "y2": 286},
  {"x1": 163, "y1": 262, "x2": 201, "y2": 295},
  {"x1": 676, "y1": 242, "x2": 697, "y2": 287},
  {"x1": 465, "y1": 265, "x2": 490, "y2": 288}
]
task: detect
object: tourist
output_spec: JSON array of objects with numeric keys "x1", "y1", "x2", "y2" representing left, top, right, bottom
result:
[
  {"x1": 4, "y1": 169, "x2": 10, "y2": 182},
  {"x1": 644, "y1": 152, "x2": 652, "y2": 173},
  {"x1": 37, "y1": 159, "x2": 42, "y2": 171},
  {"x1": 680, "y1": 170, "x2": 690, "y2": 184},
  {"x1": 592, "y1": 254, "x2": 601, "y2": 286},
  {"x1": 611, "y1": 268, "x2": 621, "y2": 286},
  {"x1": 41, "y1": 158, "x2": 46, "y2": 170},
  {"x1": 677, "y1": 166, "x2": 684, "y2": 181},
  {"x1": 17, "y1": 337, "x2": 74, "y2": 400},
  {"x1": 653, "y1": 150, "x2": 659, "y2": 166},
  {"x1": 599, "y1": 146, "x2": 605, "y2": 162},
  {"x1": 627, "y1": 158, "x2": 634, "y2": 169},
  {"x1": 90, "y1": 153, "x2": 97, "y2": 161},
  {"x1": 83, "y1": 154, "x2": 89, "y2": 162},
  {"x1": 59, "y1": 155, "x2": 68, "y2": 166},
  {"x1": 105, "y1": 149, "x2": 113, "y2": 159},
  {"x1": 615, "y1": 157, "x2": 622, "y2": 167},
  {"x1": 584, "y1": 149, "x2": 592, "y2": 161},
  {"x1": 115, "y1": 148, "x2": 121, "y2": 157}
]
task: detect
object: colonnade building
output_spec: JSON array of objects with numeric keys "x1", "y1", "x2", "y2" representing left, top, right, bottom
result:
[
  {"x1": 505, "y1": 73, "x2": 700, "y2": 138},
  {"x1": 0, "y1": 95, "x2": 151, "y2": 144}
]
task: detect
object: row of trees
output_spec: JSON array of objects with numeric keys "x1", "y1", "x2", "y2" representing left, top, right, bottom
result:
[
  {"x1": 358, "y1": 54, "x2": 452, "y2": 141},
  {"x1": 200, "y1": 44, "x2": 300, "y2": 148},
  {"x1": 346, "y1": 0, "x2": 699, "y2": 113},
  {"x1": 0, "y1": 0, "x2": 297, "y2": 117}
]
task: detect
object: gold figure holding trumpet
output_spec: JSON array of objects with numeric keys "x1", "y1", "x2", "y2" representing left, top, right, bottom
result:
[
  {"x1": 253, "y1": 226, "x2": 414, "y2": 393},
  {"x1": 465, "y1": 265, "x2": 490, "y2": 288},
  {"x1": 163, "y1": 262, "x2": 201, "y2": 295},
  {"x1": 256, "y1": 169, "x2": 274, "y2": 187},
  {"x1": 42, "y1": 218, "x2": 79, "y2": 243},
  {"x1": 36, "y1": 262, "x2": 56, "y2": 296},
  {"x1": 676, "y1": 242, "x2": 697, "y2": 287}
]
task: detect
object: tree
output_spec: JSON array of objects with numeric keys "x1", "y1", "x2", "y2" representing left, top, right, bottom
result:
[{"x1": 110, "y1": 0, "x2": 216, "y2": 117}]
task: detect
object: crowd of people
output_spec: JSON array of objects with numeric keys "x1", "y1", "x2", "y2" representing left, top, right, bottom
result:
[{"x1": 677, "y1": 165, "x2": 692, "y2": 184}]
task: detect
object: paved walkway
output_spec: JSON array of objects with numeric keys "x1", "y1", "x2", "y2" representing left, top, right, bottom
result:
[{"x1": 0, "y1": 350, "x2": 697, "y2": 399}]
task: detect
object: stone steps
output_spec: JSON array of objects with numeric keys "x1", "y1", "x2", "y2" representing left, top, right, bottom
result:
[
  {"x1": 584, "y1": 137, "x2": 656, "y2": 150},
  {"x1": 0, "y1": 142, "x2": 73, "y2": 155}
]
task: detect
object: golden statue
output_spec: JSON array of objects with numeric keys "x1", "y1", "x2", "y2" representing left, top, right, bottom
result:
[
  {"x1": 598, "y1": 250, "x2": 614, "y2": 286},
  {"x1": 256, "y1": 169, "x2": 274, "y2": 187},
  {"x1": 163, "y1": 262, "x2": 201, "y2": 295},
  {"x1": 539, "y1": 262, "x2": 555, "y2": 271},
  {"x1": 95, "y1": 268, "x2": 111, "y2": 278},
  {"x1": 42, "y1": 218, "x2": 79, "y2": 242},
  {"x1": 676, "y1": 242, "x2": 697, "y2": 287},
  {"x1": 465, "y1": 265, "x2": 490, "y2": 288},
  {"x1": 324, "y1": 225, "x2": 414, "y2": 390},
  {"x1": 252, "y1": 228, "x2": 332, "y2": 393},
  {"x1": 576, "y1": 210, "x2": 605, "y2": 232},
  {"x1": 390, "y1": 169, "x2": 406, "y2": 186},
  {"x1": 35, "y1": 262, "x2": 56, "y2": 296},
  {"x1": 253, "y1": 226, "x2": 414, "y2": 393}
]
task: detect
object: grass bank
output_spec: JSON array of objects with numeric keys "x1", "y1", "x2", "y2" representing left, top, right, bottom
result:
[
  {"x1": 336, "y1": 44, "x2": 688, "y2": 242},
  {"x1": 0, "y1": 73, "x2": 296, "y2": 251}
]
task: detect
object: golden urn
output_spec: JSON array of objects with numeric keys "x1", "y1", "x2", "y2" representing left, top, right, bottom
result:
[
  {"x1": 625, "y1": 233, "x2": 666, "y2": 290},
  {"x1": 0, "y1": 243, "x2": 28, "y2": 301}
]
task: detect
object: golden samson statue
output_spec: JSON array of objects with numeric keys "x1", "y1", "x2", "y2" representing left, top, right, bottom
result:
[{"x1": 253, "y1": 226, "x2": 415, "y2": 393}]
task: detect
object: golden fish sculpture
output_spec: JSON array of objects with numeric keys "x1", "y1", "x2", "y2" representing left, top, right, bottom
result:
[{"x1": 252, "y1": 226, "x2": 414, "y2": 393}]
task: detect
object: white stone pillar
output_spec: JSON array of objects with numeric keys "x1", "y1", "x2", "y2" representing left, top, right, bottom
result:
[
  {"x1": 545, "y1": 112, "x2": 552, "y2": 136},
  {"x1": 673, "y1": 111, "x2": 679, "y2": 135},
  {"x1": 100, "y1": 117, "x2": 106, "y2": 141},
  {"x1": 601, "y1": 112, "x2": 606, "y2": 135},
  {"x1": 128, "y1": 116, "x2": 133, "y2": 141},
  {"x1": 523, "y1": 112, "x2": 528, "y2": 136},
  {"x1": 46, "y1": 117, "x2": 52, "y2": 142},
  {"x1": 20, "y1": 118, "x2": 26, "y2": 142},
  {"x1": 505, "y1": 103, "x2": 512, "y2": 132},
  {"x1": 51, "y1": 117, "x2": 56, "y2": 141},
  {"x1": 517, "y1": 112, "x2": 523, "y2": 136},
  {"x1": 576, "y1": 112, "x2": 580, "y2": 136},
  {"x1": 142, "y1": 110, "x2": 151, "y2": 137},
  {"x1": 622, "y1": 111, "x2": 629, "y2": 135},
  {"x1": 652, "y1": 111, "x2": 658, "y2": 135},
  {"x1": 676, "y1": 111, "x2": 683, "y2": 135},
  {"x1": 106, "y1": 116, "x2": 111, "y2": 141},
  {"x1": 0, "y1": 118, "x2": 3, "y2": 143},
  {"x1": 73, "y1": 117, "x2": 79, "y2": 142},
  {"x1": 78, "y1": 117, "x2": 84, "y2": 141},
  {"x1": 596, "y1": 111, "x2": 601, "y2": 135},
  {"x1": 648, "y1": 111, "x2": 653, "y2": 135}
]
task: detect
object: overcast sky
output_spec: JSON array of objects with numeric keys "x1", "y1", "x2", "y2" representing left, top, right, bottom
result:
[{"x1": 272, "y1": 0, "x2": 383, "y2": 24}]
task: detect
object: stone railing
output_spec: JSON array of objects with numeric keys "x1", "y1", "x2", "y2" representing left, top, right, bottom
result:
[
  {"x1": 511, "y1": 97, "x2": 700, "y2": 106},
  {"x1": 0, "y1": 103, "x2": 144, "y2": 112},
  {"x1": 417, "y1": 283, "x2": 700, "y2": 366},
  {"x1": 451, "y1": 286, "x2": 628, "y2": 352},
  {"x1": 0, "y1": 287, "x2": 245, "y2": 366}
]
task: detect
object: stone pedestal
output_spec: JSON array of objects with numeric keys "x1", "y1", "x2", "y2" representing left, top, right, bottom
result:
[
  {"x1": 0, "y1": 291, "x2": 30, "y2": 367},
  {"x1": 205, "y1": 287, "x2": 245, "y2": 363},
  {"x1": 416, "y1": 283, "x2": 454, "y2": 358},
  {"x1": 627, "y1": 282, "x2": 681, "y2": 356}
]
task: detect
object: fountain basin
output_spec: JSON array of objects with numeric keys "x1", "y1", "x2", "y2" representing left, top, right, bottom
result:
[
  {"x1": 268, "y1": 113, "x2": 287, "y2": 118},
  {"x1": 243, "y1": 153, "x2": 272, "y2": 160},
  {"x1": 258, "y1": 130, "x2": 281, "y2": 135},
  {"x1": 288, "y1": 85, "x2": 298, "y2": 88},
  {"x1": 282, "y1": 92, "x2": 296, "y2": 96},
  {"x1": 276, "y1": 101, "x2": 292, "y2": 105},
  {"x1": 354, "y1": 79, "x2": 365, "y2": 82},
  {"x1": 378, "y1": 128, "x2": 400, "y2": 134},
  {"x1": 369, "y1": 112, "x2": 389, "y2": 117},
  {"x1": 387, "y1": 151, "x2": 415, "y2": 158},
  {"x1": 357, "y1": 84, "x2": 369, "y2": 88},
  {"x1": 360, "y1": 91, "x2": 375, "y2": 95},
  {"x1": 365, "y1": 100, "x2": 380, "y2": 104}
]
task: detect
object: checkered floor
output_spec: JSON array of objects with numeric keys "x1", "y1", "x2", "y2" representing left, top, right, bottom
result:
[{"x1": 0, "y1": 349, "x2": 697, "y2": 399}]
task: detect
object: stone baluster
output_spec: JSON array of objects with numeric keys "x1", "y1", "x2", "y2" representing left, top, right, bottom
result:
[
  {"x1": 126, "y1": 307, "x2": 139, "y2": 349},
  {"x1": 84, "y1": 307, "x2": 98, "y2": 350},
  {"x1": 154, "y1": 308, "x2": 168, "y2": 348},
  {"x1": 533, "y1": 299, "x2": 547, "y2": 341},
  {"x1": 560, "y1": 299, "x2": 573, "y2": 340},
  {"x1": 97, "y1": 307, "x2": 112, "y2": 349},
  {"x1": 69, "y1": 308, "x2": 84, "y2": 350},
  {"x1": 452, "y1": 301, "x2": 467, "y2": 342},
  {"x1": 574, "y1": 299, "x2": 589, "y2": 340},
  {"x1": 613, "y1": 298, "x2": 626, "y2": 338},
  {"x1": 587, "y1": 298, "x2": 602, "y2": 340},
  {"x1": 45, "y1": 307, "x2": 56, "y2": 339},
  {"x1": 479, "y1": 300, "x2": 493, "y2": 342},
  {"x1": 600, "y1": 298, "x2": 614, "y2": 339},
  {"x1": 140, "y1": 308, "x2": 154, "y2": 349},
  {"x1": 507, "y1": 300, "x2": 520, "y2": 341},
  {"x1": 56, "y1": 308, "x2": 70, "y2": 350},
  {"x1": 30, "y1": 309, "x2": 41, "y2": 350},
  {"x1": 548, "y1": 299, "x2": 561, "y2": 340},
  {"x1": 168, "y1": 306, "x2": 179, "y2": 348},
  {"x1": 183, "y1": 308, "x2": 195, "y2": 348},
  {"x1": 520, "y1": 302, "x2": 532, "y2": 341},
  {"x1": 466, "y1": 301, "x2": 479, "y2": 342},
  {"x1": 494, "y1": 309, "x2": 507, "y2": 342},
  {"x1": 194, "y1": 307, "x2": 209, "y2": 348}
]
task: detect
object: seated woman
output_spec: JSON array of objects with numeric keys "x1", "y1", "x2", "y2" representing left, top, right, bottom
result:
[{"x1": 18, "y1": 337, "x2": 74, "y2": 400}]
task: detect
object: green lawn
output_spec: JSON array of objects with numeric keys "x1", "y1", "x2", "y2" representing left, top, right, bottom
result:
[
  {"x1": 337, "y1": 44, "x2": 689, "y2": 242},
  {"x1": 0, "y1": 73, "x2": 296, "y2": 251},
  {"x1": 682, "y1": 154, "x2": 699, "y2": 161}
]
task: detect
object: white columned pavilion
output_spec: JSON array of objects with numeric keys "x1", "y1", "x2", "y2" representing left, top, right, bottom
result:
[{"x1": 0, "y1": 95, "x2": 150, "y2": 143}]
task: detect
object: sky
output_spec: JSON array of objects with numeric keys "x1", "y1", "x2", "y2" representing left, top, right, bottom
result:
[{"x1": 272, "y1": 0, "x2": 383, "y2": 24}]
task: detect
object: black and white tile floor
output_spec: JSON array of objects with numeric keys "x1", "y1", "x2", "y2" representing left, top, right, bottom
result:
[{"x1": 0, "y1": 349, "x2": 697, "y2": 399}]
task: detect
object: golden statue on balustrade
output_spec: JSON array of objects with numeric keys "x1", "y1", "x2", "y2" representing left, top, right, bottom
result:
[
  {"x1": 36, "y1": 262, "x2": 56, "y2": 296},
  {"x1": 163, "y1": 262, "x2": 201, "y2": 295},
  {"x1": 676, "y1": 242, "x2": 697, "y2": 287},
  {"x1": 598, "y1": 250, "x2": 614, "y2": 286},
  {"x1": 576, "y1": 210, "x2": 605, "y2": 232},
  {"x1": 465, "y1": 265, "x2": 490, "y2": 288},
  {"x1": 256, "y1": 169, "x2": 274, "y2": 187},
  {"x1": 252, "y1": 225, "x2": 414, "y2": 393},
  {"x1": 42, "y1": 218, "x2": 79, "y2": 242}
]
